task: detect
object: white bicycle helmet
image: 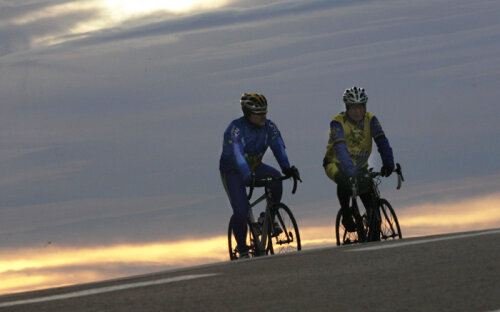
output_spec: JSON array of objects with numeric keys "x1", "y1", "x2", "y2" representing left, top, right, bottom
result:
[{"x1": 343, "y1": 86, "x2": 368, "y2": 106}]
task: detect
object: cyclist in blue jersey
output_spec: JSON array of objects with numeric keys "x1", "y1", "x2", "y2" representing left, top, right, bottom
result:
[
  {"x1": 323, "y1": 86, "x2": 395, "y2": 234},
  {"x1": 220, "y1": 93, "x2": 300, "y2": 259}
]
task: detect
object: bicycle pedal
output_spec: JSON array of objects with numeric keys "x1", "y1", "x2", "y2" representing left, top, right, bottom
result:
[{"x1": 276, "y1": 236, "x2": 293, "y2": 245}]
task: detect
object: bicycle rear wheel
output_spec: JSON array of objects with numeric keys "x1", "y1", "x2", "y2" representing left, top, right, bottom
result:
[
  {"x1": 378, "y1": 199, "x2": 402, "y2": 240},
  {"x1": 270, "y1": 203, "x2": 301, "y2": 254},
  {"x1": 228, "y1": 216, "x2": 257, "y2": 260}
]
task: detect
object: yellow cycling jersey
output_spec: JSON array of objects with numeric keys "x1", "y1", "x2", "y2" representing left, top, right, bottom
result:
[{"x1": 324, "y1": 112, "x2": 385, "y2": 171}]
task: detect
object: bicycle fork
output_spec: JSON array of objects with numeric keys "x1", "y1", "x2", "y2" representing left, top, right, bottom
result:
[
  {"x1": 256, "y1": 185, "x2": 274, "y2": 254},
  {"x1": 366, "y1": 203, "x2": 382, "y2": 241},
  {"x1": 351, "y1": 201, "x2": 367, "y2": 242}
]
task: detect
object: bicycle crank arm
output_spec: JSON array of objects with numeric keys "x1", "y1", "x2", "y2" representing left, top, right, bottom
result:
[{"x1": 276, "y1": 239, "x2": 293, "y2": 245}]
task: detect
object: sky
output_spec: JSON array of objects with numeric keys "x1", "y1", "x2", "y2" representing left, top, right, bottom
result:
[{"x1": 1, "y1": 0, "x2": 499, "y2": 295}]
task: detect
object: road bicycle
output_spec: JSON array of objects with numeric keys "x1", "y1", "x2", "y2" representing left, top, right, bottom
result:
[
  {"x1": 228, "y1": 171, "x2": 302, "y2": 260},
  {"x1": 336, "y1": 163, "x2": 404, "y2": 246}
]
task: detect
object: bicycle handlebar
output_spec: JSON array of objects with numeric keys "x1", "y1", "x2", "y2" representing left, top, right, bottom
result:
[
  {"x1": 350, "y1": 163, "x2": 404, "y2": 196},
  {"x1": 247, "y1": 173, "x2": 301, "y2": 200}
]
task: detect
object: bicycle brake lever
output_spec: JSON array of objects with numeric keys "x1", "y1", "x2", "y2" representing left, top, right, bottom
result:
[
  {"x1": 290, "y1": 174, "x2": 298, "y2": 194},
  {"x1": 395, "y1": 163, "x2": 404, "y2": 190},
  {"x1": 399, "y1": 167, "x2": 405, "y2": 183}
]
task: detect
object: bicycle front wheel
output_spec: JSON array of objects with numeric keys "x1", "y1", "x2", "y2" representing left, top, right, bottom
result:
[
  {"x1": 335, "y1": 199, "x2": 367, "y2": 246},
  {"x1": 379, "y1": 199, "x2": 402, "y2": 240},
  {"x1": 270, "y1": 203, "x2": 301, "y2": 254},
  {"x1": 335, "y1": 209, "x2": 364, "y2": 246}
]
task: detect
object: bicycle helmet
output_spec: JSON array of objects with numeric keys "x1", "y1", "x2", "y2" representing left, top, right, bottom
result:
[
  {"x1": 241, "y1": 93, "x2": 268, "y2": 116},
  {"x1": 343, "y1": 86, "x2": 368, "y2": 106}
]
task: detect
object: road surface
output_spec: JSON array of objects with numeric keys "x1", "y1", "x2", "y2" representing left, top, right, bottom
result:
[{"x1": 1, "y1": 229, "x2": 499, "y2": 311}]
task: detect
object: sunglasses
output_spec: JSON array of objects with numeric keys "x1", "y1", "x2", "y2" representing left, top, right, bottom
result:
[
  {"x1": 347, "y1": 104, "x2": 366, "y2": 110},
  {"x1": 252, "y1": 112, "x2": 267, "y2": 116}
]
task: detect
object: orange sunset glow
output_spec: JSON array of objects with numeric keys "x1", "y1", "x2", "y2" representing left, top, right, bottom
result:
[
  {"x1": 0, "y1": 237, "x2": 228, "y2": 295},
  {"x1": 1, "y1": 192, "x2": 499, "y2": 296}
]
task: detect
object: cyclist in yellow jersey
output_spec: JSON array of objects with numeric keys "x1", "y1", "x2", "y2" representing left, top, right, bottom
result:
[{"x1": 323, "y1": 86, "x2": 395, "y2": 232}]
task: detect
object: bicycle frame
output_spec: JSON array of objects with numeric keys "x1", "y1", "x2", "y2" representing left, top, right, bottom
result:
[
  {"x1": 350, "y1": 179, "x2": 381, "y2": 242},
  {"x1": 227, "y1": 172, "x2": 301, "y2": 259},
  {"x1": 342, "y1": 163, "x2": 404, "y2": 244},
  {"x1": 247, "y1": 191, "x2": 273, "y2": 255},
  {"x1": 247, "y1": 175, "x2": 293, "y2": 256},
  {"x1": 228, "y1": 166, "x2": 302, "y2": 260}
]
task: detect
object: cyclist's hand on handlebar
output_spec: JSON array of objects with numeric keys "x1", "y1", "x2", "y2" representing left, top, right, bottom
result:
[
  {"x1": 282, "y1": 166, "x2": 293, "y2": 178},
  {"x1": 291, "y1": 166, "x2": 302, "y2": 182},
  {"x1": 282, "y1": 166, "x2": 302, "y2": 182},
  {"x1": 381, "y1": 165, "x2": 394, "y2": 177}
]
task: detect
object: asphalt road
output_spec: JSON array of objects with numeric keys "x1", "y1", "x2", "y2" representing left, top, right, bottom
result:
[{"x1": 1, "y1": 229, "x2": 499, "y2": 312}]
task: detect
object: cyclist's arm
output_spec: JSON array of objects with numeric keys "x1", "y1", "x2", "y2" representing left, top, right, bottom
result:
[
  {"x1": 371, "y1": 116, "x2": 394, "y2": 168},
  {"x1": 226, "y1": 125, "x2": 252, "y2": 183},
  {"x1": 331, "y1": 120, "x2": 356, "y2": 176},
  {"x1": 267, "y1": 121, "x2": 291, "y2": 171}
]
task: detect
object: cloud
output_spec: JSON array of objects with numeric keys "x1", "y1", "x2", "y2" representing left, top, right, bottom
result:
[
  {"x1": 0, "y1": 236, "x2": 227, "y2": 295},
  {"x1": 0, "y1": 1, "x2": 102, "y2": 56},
  {"x1": 0, "y1": 193, "x2": 215, "y2": 235},
  {"x1": 1, "y1": 0, "x2": 498, "y2": 206},
  {"x1": 0, "y1": 0, "x2": 354, "y2": 57},
  {"x1": 2, "y1": 190, "x2": 499, "y2": 295},
  {"x1": 0, "y1": 159, "x2": 89, "y2": 188},
  {"x1": 0, "y1": 0, "x2": 499, "y2": 295},
  {"x1": 0, "y1": 192, "x2": 225, "y2": 251},
  {"x1": 0, "y1": 1, "x2": 64, "y2": 21},
  {"x1": 398, "y1": 193, "x2": 500, "y2": 237}
]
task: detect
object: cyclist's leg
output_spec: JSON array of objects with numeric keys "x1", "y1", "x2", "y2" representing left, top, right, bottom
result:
[
  {"x1": 338, "y1": 182, "x2": 357, "y2": 232},
  {"x1": 253, "y1": 163, "x2": 282, "y2": 234},
  {"x1": 359, "y1": 192, "x2": 373, "y2": 212},
  {"x1": 359, "y1": 192, "x2": 380, "y2": 241},
  {"x1": 221, "y1": 171, "x2": 250, "y2": 254},
  {"x1": 331, "y1": 167, "x2": 356, "y2": 232},
  {"x1": 325, "y1": 163, "x2": 350, "y2": 220}
]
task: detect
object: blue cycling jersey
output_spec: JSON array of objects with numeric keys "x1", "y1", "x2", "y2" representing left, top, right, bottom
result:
[{"x1": 219, "y1": 117, "x2": 291, "y2": 182}]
